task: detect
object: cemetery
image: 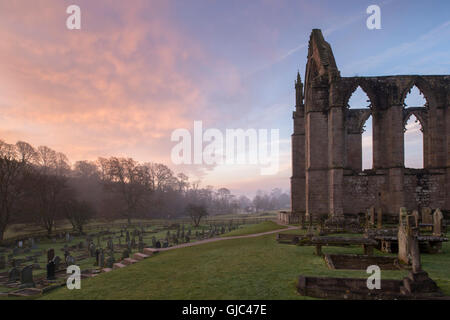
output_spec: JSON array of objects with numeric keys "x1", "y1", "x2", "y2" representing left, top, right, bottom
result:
[{"x1": 0, "y1": 216, "x2": 273, "y2": 298}]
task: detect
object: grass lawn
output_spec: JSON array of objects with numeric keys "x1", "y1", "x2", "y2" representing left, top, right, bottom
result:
[
  {"x1": 221, "y1": 221, "x2": 287, "y2": 238},
  {"x1": 39, "y1": 230, "x2": 450, "y2": 300}
]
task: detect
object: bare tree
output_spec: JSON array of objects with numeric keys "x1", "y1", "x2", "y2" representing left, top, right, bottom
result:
[
  {"x1": 28, "y1": 171, "x2": 71, "y2": 237},
  {"x1": 0, "y1": 141, "x2": 35, "y2": 240},
  {"x1": 64, "y1": 199, "x2": 95, "y2": 234},
  {"x1": 186, "y1": 204, "x2": 208, "y2": 227},
  {"x1": 98, "y1": 157, "x2": 148, "y2": 224}
]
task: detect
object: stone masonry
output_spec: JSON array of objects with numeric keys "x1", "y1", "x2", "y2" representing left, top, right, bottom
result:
[{"x1": 291, "y1": 29, "x2": 450, "y2": 221}]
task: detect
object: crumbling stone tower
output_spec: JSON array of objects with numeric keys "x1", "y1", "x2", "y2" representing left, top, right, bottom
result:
[{"x1": 291, "y1": 29, "x2": 450, "y2": 221}]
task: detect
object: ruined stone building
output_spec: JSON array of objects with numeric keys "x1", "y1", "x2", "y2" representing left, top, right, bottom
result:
[{"x1": 291, "y1": 29, "x2": 450, "y2": 221}]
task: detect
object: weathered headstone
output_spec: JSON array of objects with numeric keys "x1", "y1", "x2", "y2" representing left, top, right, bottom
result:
[
  {"x1": 398, "y1": 207, "x2": 410, "y2": 265},
  {"x1": 421, "y1": 207, "x2": 433, "y2": 224},
  {"x1": 66, "y1": 255, "x2": 76, "y2": 266},
  {"x1": 89, "y1": 242, "x2": 96, "y2": 257},
  {"x1": 8, "y1": 267, "x2": 20, "y2": 282},
  {"x1": 53, "y1": 256, "x2": 61, "y2": 270},
  {"x1": 47, "y1": 248, "x2": 55, "y2": 262},
  {"x1": 105, "y1": 256, "x2": 114, "y2": 269},
  {"x1": 46, "y1": 261, "x2": 55, "y2": 280},
  {"x1": 432, "y1": 209, "x2": 444, "y2": 237},
  {"x1": 411, "y1": 210, "x2": 420, "y2": 228},
  {"x1": 122, "y1": 249, "x2": 129, "y2": 260},
  {"x1": 94, "y1": 249, "x2": 100, "y2": 266},
  {"x1": 99, "y1": 250, "x2": 105, "y2": 268},
  {"x1": 20, "y1": 265, "x2": 34, "y2": 287},
  {"x1": 107, "y1": 238, "x2": 114, "y2": 252}
]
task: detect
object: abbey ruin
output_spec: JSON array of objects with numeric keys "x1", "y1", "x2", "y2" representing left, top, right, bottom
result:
[{"x1": 290, "y1": 29, "x2": 450, "y2": 222}]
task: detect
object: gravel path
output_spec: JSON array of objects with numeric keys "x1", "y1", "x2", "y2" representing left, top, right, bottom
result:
[{"x1": 153, "y1": 222, "x2": 298, "y2": 252}]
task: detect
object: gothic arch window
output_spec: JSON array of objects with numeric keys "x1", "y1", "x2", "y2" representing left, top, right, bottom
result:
[
  {"x1": 347, "y1": 86, "x2": 371, "y2": 110},
  {"x1": 361, "y1": 115, "x2": 373, "y2": 170},
  {"x1": 347, "y1": 86, "x2": 373, "y2": 170},
  {"x1": 404, "y1": 113, "x2": 424, "y2": 169},
  {"x1": 404, "y1": 85, "x2": 427, "y2": 108}
]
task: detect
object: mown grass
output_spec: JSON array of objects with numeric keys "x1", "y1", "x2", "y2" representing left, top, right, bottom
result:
[
  {"x1": 221, "y1": 221, "x2": 287, "y2": 237},
  {"x1": 39, "y1": 229, "x2": 450, "y2": 300}
]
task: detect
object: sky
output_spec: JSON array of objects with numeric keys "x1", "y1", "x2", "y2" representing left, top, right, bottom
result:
[{"x1": 0, "y1": 0, "x2": 449, "y2": 197}]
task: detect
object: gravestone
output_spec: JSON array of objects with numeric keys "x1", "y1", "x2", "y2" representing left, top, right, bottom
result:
[
  {"x1": 8, "y1": 267, "x2": 20, "y2": 282},
  {"x1": 47, "y1": 248, "x2": 55, "y2": 262},
  {"x1": 46, "y1": 261, "x2": 55, "y2": 280},
  {"x1": 20, "y1": 265, "x2": 34, "y2": 287},
  {"x1": 89, "y1": 243, "x2": 96, "y2": 257},
  {"x1": 376, "y1": 208, "x2": 382, "y2": 229},
  {"x1": 398, "y1": 207, "x2": 410, "y2": 265},
  {"x1": 122, "y1": 249, "x2": 129, "y2": 260},
  {"x1": 421, "y1": 207, "x2": 433, "y2": 224},
  {"x1": 94, "y1": 249, "x2": 100, "y2": 266},
  {"x1": 66, "y1": 255, "x2": 76, "y2": 266},
  {"x1": 53, "y1": 256, "x2": 61, "y2": 270},
  {"x1": 107, "y1": 239, "x2": 114, "y2": 252},
  {"x1": 30, "y1": 238, "x2": 37, "y2": 250},
  {"x1": 432, "y1": 209, "x2": 444, "y2": 236},
  {"x1": 411, "y1": 210, "x2": 420, "y2": 228},
  {"x1": 105, "y1": 256, "x2": 114, "y2": 269},
  {"x1": 18, "y1": 240, "x2": 23, "y2": 248},
  {"x1": 99, "y1": 250, "x2": 105, "y2": 268}
]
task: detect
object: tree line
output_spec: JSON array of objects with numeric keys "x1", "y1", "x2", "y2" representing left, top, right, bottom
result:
[{"x1": 0, "y1": 139, "x2": 290, "y2": 240}]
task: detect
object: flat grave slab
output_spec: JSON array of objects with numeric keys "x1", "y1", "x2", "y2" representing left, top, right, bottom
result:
[{"x1": 324, "y1": 254, "x2": 403, "y2": 270}]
